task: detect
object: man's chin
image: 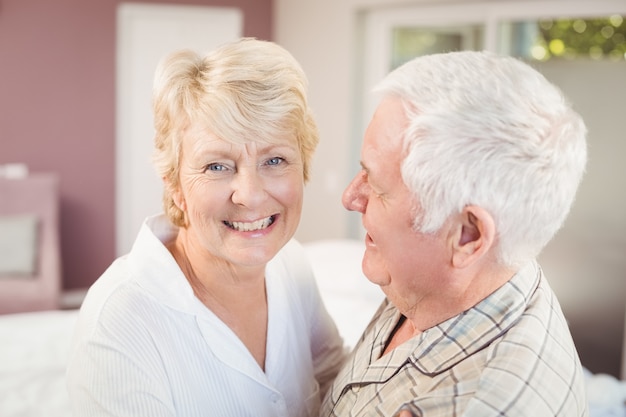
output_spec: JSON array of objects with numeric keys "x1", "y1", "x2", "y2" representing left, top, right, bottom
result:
[{"x1": 362, "y1": 257, "x2": 390, "y2": 287}]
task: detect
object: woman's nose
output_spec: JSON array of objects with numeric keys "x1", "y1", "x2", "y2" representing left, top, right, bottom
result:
[
  {"x1": 342, "y1": 172, "x2": 367, "y2": 213},
  {"x1": 231, "y1": 168, "x2": 267, "y2": 207}
]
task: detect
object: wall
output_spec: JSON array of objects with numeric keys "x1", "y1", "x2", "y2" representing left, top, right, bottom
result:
[
  {"x1": 0, "y1": 0, "x2": 271, "y2": 290},
  {"x1": 536, "y1": 59, "x2": 626, "y2": 377}
]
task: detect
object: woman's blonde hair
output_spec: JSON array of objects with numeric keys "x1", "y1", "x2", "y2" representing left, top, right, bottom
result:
[{"x1": 152, "y1": 38, "x2": 319, "y2": 226}]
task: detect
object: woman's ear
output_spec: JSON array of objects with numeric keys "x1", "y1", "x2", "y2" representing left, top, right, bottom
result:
[
  {"x1": 450, "y1": 205, "x2": 496, "y2": 268},
  {"x1": 165, "y1": 177, "x2": 186, "y2": 212}
]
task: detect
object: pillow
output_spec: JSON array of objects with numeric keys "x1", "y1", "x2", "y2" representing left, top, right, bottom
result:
[
  {"x1": 304, "y1": 239, "x2": 385, "y2": 347},
  {"x1": 0, "y1": 214, "x2": 39, "y2": 277}
]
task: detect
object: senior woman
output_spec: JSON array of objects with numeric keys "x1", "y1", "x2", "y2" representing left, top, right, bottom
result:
[{"x1": 66, "y1": 38, "x2": 346, "y2": 417}]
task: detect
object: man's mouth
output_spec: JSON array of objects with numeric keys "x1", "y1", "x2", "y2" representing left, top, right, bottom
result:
[{"x1": 224, "y1": 215, "x2": 276, "y2": 232}]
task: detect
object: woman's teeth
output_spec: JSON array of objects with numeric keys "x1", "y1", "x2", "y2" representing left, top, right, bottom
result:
[{"x1": 226, "y1": 215, "x2": 275, "y2": 232}]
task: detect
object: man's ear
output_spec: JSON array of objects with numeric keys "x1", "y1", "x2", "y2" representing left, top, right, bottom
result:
[{"x1": 450, "y1": 205, "x2": 496, "y2": 268}]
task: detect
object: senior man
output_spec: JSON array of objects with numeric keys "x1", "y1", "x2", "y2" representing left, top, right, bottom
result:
[{"x1": 321, "y1": 51, "x2": 588, "y2": 417}]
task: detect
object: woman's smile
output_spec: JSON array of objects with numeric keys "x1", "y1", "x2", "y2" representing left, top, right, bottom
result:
[{"x1": 224, "y1": 214, "x2": 277, "y2": 232}]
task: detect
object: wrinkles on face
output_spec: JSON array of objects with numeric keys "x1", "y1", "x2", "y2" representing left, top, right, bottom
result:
[
  {"x1": 172, "y1": 124, "x2": 304, "y2": 270},
  {"x1": 347, "y1": 98, "x2": 451, "y2": 321}
]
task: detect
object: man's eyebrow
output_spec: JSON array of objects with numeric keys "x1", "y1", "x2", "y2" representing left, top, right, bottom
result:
[{"x1": 359, "y1": 161, "x2": 378, "y2": 188}]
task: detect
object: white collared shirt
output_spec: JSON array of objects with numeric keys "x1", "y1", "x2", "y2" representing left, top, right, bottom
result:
[{"x1": 67, "y1": 215, "x2": 346, "y2": 417}]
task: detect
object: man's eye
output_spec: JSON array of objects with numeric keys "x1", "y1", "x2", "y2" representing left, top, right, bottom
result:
[{"x1": 266, "y1": 157, "x2": 284, "y2": 166}]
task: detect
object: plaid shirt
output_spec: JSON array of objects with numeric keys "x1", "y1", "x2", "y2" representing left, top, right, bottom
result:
[{"x1": 321, "y1": 261, "x2": 589, "y2": 417}]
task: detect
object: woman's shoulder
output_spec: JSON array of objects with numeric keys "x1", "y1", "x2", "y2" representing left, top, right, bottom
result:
[{"x1": 76, "y1": 257, "x2": 157, "y2": 334}]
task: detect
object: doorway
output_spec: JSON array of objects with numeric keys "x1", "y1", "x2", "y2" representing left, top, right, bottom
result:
[{"x1": 116, "y1": 3, "x2": 242, "y2": 255}]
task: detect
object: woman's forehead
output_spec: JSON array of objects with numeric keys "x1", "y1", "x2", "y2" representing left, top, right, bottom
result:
[
  {"x1": 183, "y1": 124, "x2": 298, "y2": 156},
  {"x1": 184, "y1": 120, "x2": 297, "y2": 146}
]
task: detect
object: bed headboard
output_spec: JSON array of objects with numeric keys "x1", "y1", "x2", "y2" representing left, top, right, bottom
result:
[{"x1": 0, "y1": 174, "x2": 62, "y2": 314}]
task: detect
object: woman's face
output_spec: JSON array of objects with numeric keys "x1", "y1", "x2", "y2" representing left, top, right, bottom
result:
[{"x1": 171, "y1": 123, "x2": 304, "y2": 269}]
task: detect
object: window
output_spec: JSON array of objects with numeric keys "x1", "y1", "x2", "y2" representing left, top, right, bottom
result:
[
  {"x1": 391, "y1": 24, "x2": 484, "y2": 69},
  {"x1": 500, "y1": 16, "x2": 626, "y2": 61}
]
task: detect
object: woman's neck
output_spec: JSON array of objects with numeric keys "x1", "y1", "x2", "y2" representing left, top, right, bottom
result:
[{"x1": 166, "y1": 231, "x2": 269, "y2": 370}]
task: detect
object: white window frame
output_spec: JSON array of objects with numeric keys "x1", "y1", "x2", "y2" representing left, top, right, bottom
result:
[{"x1": 362, "y1": 0, "x2": 626, "y2": 123}]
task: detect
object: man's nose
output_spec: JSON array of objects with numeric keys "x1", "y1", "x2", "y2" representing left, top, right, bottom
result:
[{"x1": 342, "y1": 171, "x2": 367, "y2": 213}]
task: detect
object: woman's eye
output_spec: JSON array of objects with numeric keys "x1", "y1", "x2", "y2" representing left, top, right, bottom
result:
[
  {"x1": 205, "y1": 163, "x2": 227, "y2": 172},
  {"x1": 266, "y1": 157, "x2": 284, "y2": 166}
]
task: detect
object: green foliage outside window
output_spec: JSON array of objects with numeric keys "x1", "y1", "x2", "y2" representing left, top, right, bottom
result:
[{"x1": 534, "y1": 16, "x2": 626, "y2": 61}]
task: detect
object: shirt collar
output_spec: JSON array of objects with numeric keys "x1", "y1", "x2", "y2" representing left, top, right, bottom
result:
[
  {"x1": 126, "y1": 215, "x2": 206, "y2": 315},
  {"x1": 411, "y1": 261, "x2": 540, "y2": 375},
  {"x1": 356, "y1": 262, "x2": 541, "y2": 382}
]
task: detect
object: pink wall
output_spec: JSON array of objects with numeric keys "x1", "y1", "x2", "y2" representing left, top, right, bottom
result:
[{"x1": 0, "y1": 0, "x2": 272, "y2": 290}]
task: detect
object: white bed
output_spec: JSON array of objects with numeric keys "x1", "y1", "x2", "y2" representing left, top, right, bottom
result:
[
  {"x1": 0, "y1": 309, "x2": 77, "y2": 417},
  {"x1": 0, "y1": 239, "x2": 624, "y2": 416}
]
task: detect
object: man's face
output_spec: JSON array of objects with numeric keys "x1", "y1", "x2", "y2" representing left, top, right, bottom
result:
[{"x1": 342, "y1": 97, "x2": 449, "y2": 312}]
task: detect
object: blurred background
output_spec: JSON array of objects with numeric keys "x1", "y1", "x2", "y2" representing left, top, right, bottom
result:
[{"x1": 1, "y1": 0, "x2": 625, "y2": 378}]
